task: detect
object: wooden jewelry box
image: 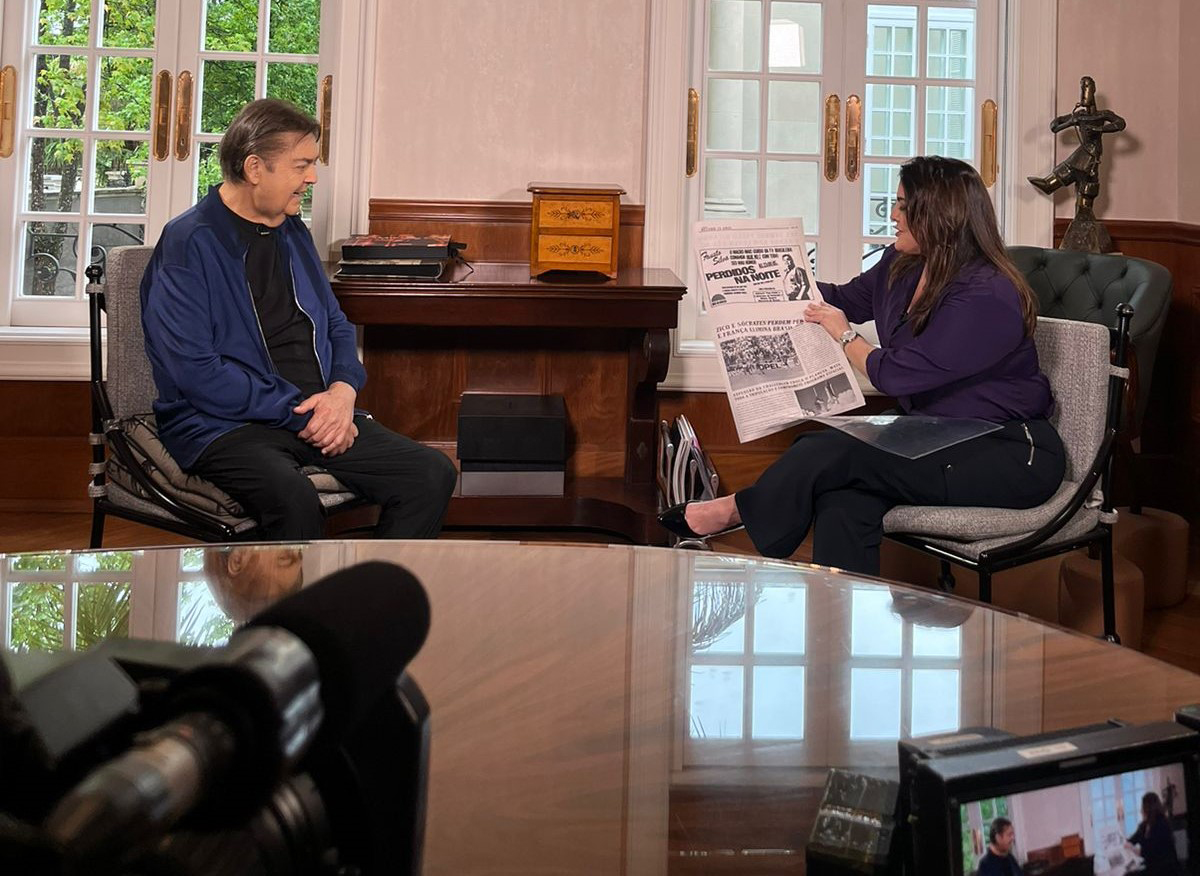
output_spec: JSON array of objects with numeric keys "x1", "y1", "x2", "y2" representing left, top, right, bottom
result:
[{"x1": 527, "y1": 182, "x2": 624, "y2": 278}]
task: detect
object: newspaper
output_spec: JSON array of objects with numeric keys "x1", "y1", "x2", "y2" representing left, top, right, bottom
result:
[{"x1": 694, "y1": 218, "x2": 865, "y2": 443}]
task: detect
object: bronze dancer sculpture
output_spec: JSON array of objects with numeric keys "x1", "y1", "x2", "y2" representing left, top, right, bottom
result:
[{"x1": 1028, "y1": 76, "x2": 1126, "y2": 252}]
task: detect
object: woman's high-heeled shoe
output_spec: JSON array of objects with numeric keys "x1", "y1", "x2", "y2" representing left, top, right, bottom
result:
[{"x1": 657, "y1": 501, "x2": 744, "y2": 541}]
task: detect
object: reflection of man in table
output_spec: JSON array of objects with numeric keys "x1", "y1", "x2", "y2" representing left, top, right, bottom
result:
[
  {"x1": 977, "y1": 818, "x2": 1021, "y2": 876},
  {"x1": 782, "y1": 253, "x2": 811, "y2": 301},
  {"x1": 203, "y1": 545, "x2": 304, "y2": 623},
  {"x1": 140, "y1": 99, "x2": 457, "y2": 540}
]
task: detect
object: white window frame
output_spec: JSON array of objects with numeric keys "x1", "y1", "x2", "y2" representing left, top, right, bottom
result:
[
  {"x1": 0, "y1": 0, "x2": 379, "y2": 379},
  {"x1": 646, "y1": 0, "x2": 1058, "y2": 392}
]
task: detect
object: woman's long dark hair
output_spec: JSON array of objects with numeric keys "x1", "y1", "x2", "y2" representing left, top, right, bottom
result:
[
  {"x1": 888, "y1": 156, "x2": 1037, "y2": 336},
  {"x1": 1142, "y1": 791, "x2": 1167, "y2": 825}
]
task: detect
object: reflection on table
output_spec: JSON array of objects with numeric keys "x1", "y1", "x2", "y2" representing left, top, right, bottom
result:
[{"x1": 5, "y1": 541, "x2": 1200, "y2": 875}]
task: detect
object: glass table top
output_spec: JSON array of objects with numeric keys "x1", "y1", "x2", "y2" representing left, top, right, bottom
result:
[{"x1": 4, "y1": 540, "x2": 1199, "y2": 874}]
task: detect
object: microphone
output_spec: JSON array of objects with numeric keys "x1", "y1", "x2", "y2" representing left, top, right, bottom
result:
[
  {"x1": 40, "y1": 561, "x2": 430, "y2": 873},
  {"x1": 247, "y1": 560, "x2": 431, "y2": 745}
]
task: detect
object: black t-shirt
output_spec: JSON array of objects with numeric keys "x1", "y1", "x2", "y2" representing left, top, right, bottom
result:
[
  {"x1": 222, "y1": 202, "x2": 326, "y2": 400},
  {"x1": 976, "y1": 849, "x2": 1022, "y2": 876}
]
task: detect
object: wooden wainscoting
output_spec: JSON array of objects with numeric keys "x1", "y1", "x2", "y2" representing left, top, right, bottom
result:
[{"x1": 0, "y1": 381, "x2": 93, "y2": 513}]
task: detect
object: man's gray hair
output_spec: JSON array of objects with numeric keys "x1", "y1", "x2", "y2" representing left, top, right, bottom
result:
[{"x1": 219, "y1": 98, "x2": 320, "y2": 182}]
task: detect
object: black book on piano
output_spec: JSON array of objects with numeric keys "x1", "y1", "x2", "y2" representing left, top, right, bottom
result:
[
  {"x1": 334, "y1": 258, "x2": 447, "y2": 279},
  {"x1": 341, "y1": 234, "x2": 466, "y2": 260}
]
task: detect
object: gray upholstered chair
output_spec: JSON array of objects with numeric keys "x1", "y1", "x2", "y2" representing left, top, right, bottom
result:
[
  {"x1": 882, "y1": 308, "x2": 1134, "y2": 642},
  {"x1": 87, "y1": 245, "x2": 363, "y2": 547}
]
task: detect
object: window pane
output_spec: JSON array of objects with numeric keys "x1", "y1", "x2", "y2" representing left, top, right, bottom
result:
[
  {"x1": 77, "y1": 552, "x2": 133, "y2": 572},
  {"x1": 693, "y1": 582, "x2": 747, "y2": 653},
  {"x1": 863, "y1": 243, "x2": 887, "y2": 271},
  {"x1": 765, "y1": 160, "x2": 819, "y2": 229},
  {"x1": 767, "y1": 80, "x2": 820, "y2": 154},
  {"x1": 768, "y1": 2, "x2": 821, "y2": 74},
  {"x1": 267, "y1": 62, "x2": 317, "y2": 117},
  {"x1": 103, "y1": 0, "x2": 156, "y2": 48},
  {"x1": 911, "y1": 668, "x2": 959, "y2": 736},
  {"x1": 913, "y1": 624, "x2": 961, "y2": 657},
  {"x1": 851, "y1": 586, "x2": 902, "y2": 656},
  {"x1": 27, "y1": 138, "x2": 84, "y2": 212},
  {"x1": 196, "y1": 142, "x2": 223, "y2": 202},
  {"x1": 11, "y1": 583, "x2": 65, "y2": 650},
  {"x1": 865, "y1": 84, "x2": 915, "y2": 156},
  {"x1": 269, "y1": 0, "x2": 321, "y2": 54},
  {"x1": 178, "y1": 581, "x2": 235, "y2": 646},
  {"x1": 866, "y1": 5, "x2": 917, "y2": 77},
  {"x1": 34, "y1": 55, "x2": 89, "y2": 129},
  {"x1": 752, "y1": 666, "x2": 805, "y2": 739},
  {"x1": 753, "y1": 584, "x2": 806, "y2": 653},
  {"x1": 22, "y1": 222, "x2": 80, "y2": 297},
  {"x1": 201, "y1": 60, "x2": 257, "y2": 134},
  {"x1": 37, "y1": 0, "x2": 90, "y2": 46},
  {"x1": 76, "y1": 583, "x2": 131, "y2": 648},
  {"x1": 11, "y1": 554, "x2": 66, "y2": 572},
  {"x1": 94, "y1": 140, "x2": 149, "y2": 213},
  {"x1": 927, "y1": 7, "x2": 975, "y2": 80},
  {"x1": 704, "y1": 158, "x2": 758, "y2": 219},
  {"x1": 205, "y1": 0, "x2": 260, "y2": 51},
  {"x1": 863, "y1": 163, "x2": 900, "y2": 236},
  {"x1": 925, "y1": 86, "x2": 974, "y2": 159},
  {"x1": 690, "y1": 665, "x2": 744, "y2": 738},
  {"x1": 850, "y1": 667, "x2": 900, "y2": 739},
  {"x1": 89, "y1": 222, "x2": 146, "y2": 278},
  {"x1": 99, "y1": 56, "x2": 154, "y2": 132},
  {"x1": 708, "y1": 0, "x2": 763, "y2": 73},
  {"x1": 706, "y1": 78, "x2": 761, "y2": 152},
  {"x1": 182, "y1": 548, "x2": 206, "y2": 573}
]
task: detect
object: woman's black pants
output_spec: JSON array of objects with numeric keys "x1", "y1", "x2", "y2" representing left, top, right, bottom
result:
[{"x1": 734, "y1": 419, "x2": 1066, "y2": 575}]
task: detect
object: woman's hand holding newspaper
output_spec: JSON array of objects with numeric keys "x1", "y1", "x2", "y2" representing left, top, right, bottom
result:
[{"x1": 803, "y1": 302, "x2": 851, "y2": 340}]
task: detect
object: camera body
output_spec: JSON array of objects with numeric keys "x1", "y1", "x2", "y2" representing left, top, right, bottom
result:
[{"x1": 0, "y1": 638, "x2": 430, "y2": 876}]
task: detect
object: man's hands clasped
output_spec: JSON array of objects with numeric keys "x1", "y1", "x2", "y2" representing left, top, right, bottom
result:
[{"x1": 295, "y1": 381, "x2": 358, "y2": 456}]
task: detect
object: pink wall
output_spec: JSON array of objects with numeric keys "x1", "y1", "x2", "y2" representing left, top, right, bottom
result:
[
  {"x1": 364, "y1": 2, "x2": 1194, "y2": 225},
  {"x1": 369, "y1": 0, "x2": 648, "y2": 203},
  {"x1": 1054, "y1": 0, "x2": 1182, "y2": 222}
]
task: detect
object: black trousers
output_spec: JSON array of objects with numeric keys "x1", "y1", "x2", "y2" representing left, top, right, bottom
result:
[
  {"x1": 190, "y1": 415, "x2": 458, "y2": 540},
  {"x1": 734, "y1": 419, "x2": 1066, "y2": 575}
]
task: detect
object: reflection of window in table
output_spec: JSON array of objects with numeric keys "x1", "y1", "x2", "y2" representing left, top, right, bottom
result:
[
  {"x1": 684, "y1": 560, "x2": 815, "y2": 766},
  {"x1": 847, "y1": 585, "x2": 962, "y2": 742},
  {"x1": 1, "y1": 550, "x2": 135, "y2": 650},
  {"x1": 175, "y1": 547, "x2": 234, "y2": 647}
]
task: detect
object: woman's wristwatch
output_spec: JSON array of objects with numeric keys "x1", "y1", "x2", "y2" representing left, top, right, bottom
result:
[{"x1": 839, "y1": 329, "x2": 859, "y2": 348}]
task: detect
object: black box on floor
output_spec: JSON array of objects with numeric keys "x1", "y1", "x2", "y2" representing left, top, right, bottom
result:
[{"x1": 456, "y1": 394, "x2": 566, "y2": 464}]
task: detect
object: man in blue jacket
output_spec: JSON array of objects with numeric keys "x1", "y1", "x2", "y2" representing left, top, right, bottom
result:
[{"x1": 141, "y1": 99, "x2": 457, "y2": 539}]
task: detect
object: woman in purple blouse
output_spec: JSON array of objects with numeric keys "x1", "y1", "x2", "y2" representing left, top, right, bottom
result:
[{"x1": 659, "y1": 156, "x2": 1065, "y2": 574}]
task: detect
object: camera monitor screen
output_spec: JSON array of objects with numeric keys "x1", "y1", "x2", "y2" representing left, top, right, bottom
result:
[{"x1": 959, "y1": 762, "x2": 1189, "y2": 876}]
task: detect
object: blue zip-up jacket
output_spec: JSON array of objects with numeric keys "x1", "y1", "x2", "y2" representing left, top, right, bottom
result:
[{"x1": 140, "y1": 187, "x2": 367, "y2": 469}]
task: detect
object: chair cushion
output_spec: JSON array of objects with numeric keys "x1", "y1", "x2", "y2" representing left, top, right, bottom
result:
[
  {"x1": 107, "y1": 414, "x2": 357, "y2": 524},
  {"x1": 882, "y1": 480, "x2": 1083, "y2": 541},
  {"x1": 893, "y1": 507, "x2": 1101, "y2": 561},
  {"x1": 103, "y1": 479, "x2": 260, "y2": 534}
]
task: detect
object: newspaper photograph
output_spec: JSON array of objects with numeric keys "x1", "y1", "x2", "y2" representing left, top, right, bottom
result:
[{"x1": 695, "y1": 218, "x2": 865, "y2": 443}]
